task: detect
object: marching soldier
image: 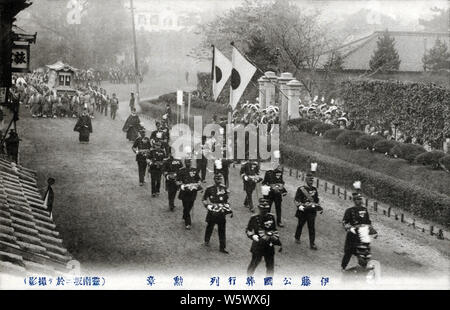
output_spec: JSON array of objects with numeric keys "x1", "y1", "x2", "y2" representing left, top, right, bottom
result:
[
  {"x1": 177, "y1": 158, "x2": 202, "y2": 230},
  {"x1": 341, "y1": 182, "x2": 377, "y2": 271},
  {"x1": 132, "y1": 128, "x2": 151, "y2": 186},
  {"x1": 294, "y1": 163, "x2": 322, "y2": 250},
  {"x1": 240, "y1": 159, "x2": 262, "y2": 212},
  {"x1": 262, "y1": 164, "x2": 287, "y2": 227},
  {"x1": 160, "y1": 119, "x2": 171, "y2": 155},
  {"x1": 147, "y1": 141, "x2": 166, "y2": 197},
  {"x1": 213, "y1": 150, "x2": 232, "y2": 188},
  {"x1": 202, "y1": 173, "x2": 232, "y2": 254},
  {"x1": 150, "y1": 121, "x2": 163, "y2": 145},
  {"x1": 246, "y1": 198, "x2": 282, "y2": 277},
  {"x1": 163, "y1": 153, "x2": 183, "y2": 211}
]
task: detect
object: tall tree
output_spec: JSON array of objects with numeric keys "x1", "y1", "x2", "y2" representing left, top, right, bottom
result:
[
  {"x1": 369, "y1": 31, "x2": 401, "y2": 73},
  {"x1": 423, "y1": 38, "x2": 450, "y2": 71}
]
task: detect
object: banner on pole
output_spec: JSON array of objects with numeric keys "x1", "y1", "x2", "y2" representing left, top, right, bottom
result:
[
  {"x1": 229, "y1": 45, "x2": 256, "y2": 110},
  {"x1": 177, "y1": 90, "x2": 183, "y2": 106}
]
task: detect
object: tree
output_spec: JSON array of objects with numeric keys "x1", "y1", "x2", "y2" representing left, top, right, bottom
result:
[
  {"x1": 369, "y1": 31, "x2": 401, "y2": 73},
  {"x1": 196, "y1": 0, "x2": 338, "y2": 97},
  {"x1": 423, "y1": 38, "x2": 450, "y2": 71},
  {"x1": 419, "y1": 7, "x2": 449, "y2": 32}
]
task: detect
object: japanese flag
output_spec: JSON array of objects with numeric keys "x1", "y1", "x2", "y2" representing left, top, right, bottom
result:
[
  {"x1": 212, "y1": 46, "x2": 232, "y2": 101},
  {"x1": 229, "y1": 45, "x2": 256, "y2": 110}
]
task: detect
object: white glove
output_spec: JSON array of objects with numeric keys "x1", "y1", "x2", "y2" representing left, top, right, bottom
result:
[
  {"x1": 244, "y1": 176, "x2": 249, "y2": 181},
  {"x1": 252, "y1": 235, "x2": 259, "y2": 242},
  {"x1": 180, "y1": 185, "x2": 185, "y2": 190},
  {"x1": 350, "y1": 227, "x2": 356, "y2": 234},
  {"x1": 298, "y1": 205, "x2": 305, "y2": 211}
]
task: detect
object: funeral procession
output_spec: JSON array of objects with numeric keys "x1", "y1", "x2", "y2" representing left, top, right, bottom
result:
[{"x1": 0, "y1": 0, "x2": 449, "y2": 292}]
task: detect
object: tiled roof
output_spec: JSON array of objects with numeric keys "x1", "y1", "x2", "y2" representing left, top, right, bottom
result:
[
  {"x1": 0, "y1": 158, "x2": 78, "y2": 277},
  {"x1": 340, "y1": 31, "x2": 450, "y2": 72},
  {"x1": 318, "y1": 31, "x2": 450, "y2": 72}
]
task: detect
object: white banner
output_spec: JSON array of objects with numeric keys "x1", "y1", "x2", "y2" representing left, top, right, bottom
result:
[
  {"x1": 229, "y1": 46, "x2": 256, "y2": 110},
  {"x1": 177, "y1": 90, "x2": 183, "y2": 106}
]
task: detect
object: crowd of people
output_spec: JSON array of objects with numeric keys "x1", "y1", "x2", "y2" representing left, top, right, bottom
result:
[{"x1": 126, "y1": 109, "x2": 379, "y2": 279}]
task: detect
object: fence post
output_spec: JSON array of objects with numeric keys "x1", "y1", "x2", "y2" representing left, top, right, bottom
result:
[
  {"x1": 401, "y1": 214, "x2": 404, "y2": 223},
  {"x1": 430, "y1": 225, "x2": 434, "y2": 236},
  {"x1": 395, "y1": 214, "x2": 398, "y2": 221},
  {"x1": 324, "y1": 182, "x2": 327, "y2": 192},
  {"x1": 316, "y1": 179, "x2": 319, "y2": 188},
  {"x1": 365, "y1": 198, "x2": 369, "y2": 208},
  {"x1": 332, "y1": 185, "x2": 335, "y2": 195},
  {"x1": 412, "y1": 219, "x2": 415, "y2": 228},
  {"x1": 344, "y1": 189, "x2": 347, "y2": 200},
  {"x1": 387, "y1": 207, "x2": 391, "y2": 217},
  {"x1": 337, "y1": 188, "x2": 340, "y2": 197},
  {"x1": 289, "y1": 168, "x2": 292, "y2": 176},
  {"x1": 373, "y1": 202, "x2": 378, "y2": 212}
]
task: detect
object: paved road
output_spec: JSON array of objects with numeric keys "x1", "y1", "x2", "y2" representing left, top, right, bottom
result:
[{"x1": 18, "y1": 87, "x2": 449, "y2": 289}]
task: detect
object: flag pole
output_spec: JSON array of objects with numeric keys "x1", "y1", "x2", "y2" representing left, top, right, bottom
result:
[
  {"x1": 130, "y1": 0, "x2": 141, "y2": 111},
  {"x1": 211, "y1": 44, "x2": 215, "y2": 101}
]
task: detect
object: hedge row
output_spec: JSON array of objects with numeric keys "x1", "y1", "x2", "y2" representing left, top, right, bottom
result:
[
  {"x1": 340, "y1": 79, "x2": 450, "y2": 149},
  {"x1": 290, "y1": 118, "x2": 450, "y2": 170},
  {"x1": 280, "y1": 142, "x2": 450, "y2": 227}
]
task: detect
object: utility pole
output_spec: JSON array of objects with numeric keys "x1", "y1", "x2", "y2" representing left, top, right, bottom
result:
[{"x1": 130, "y1": 0, "x2": 140, "y2": 111}]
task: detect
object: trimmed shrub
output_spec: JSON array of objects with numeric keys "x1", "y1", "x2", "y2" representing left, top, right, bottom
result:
[
  {"x1": 415, "y1": 151, "x2": 446, "y2": 168},
  {"x1": 335, "y1": 131, "x2": 366, "y2": 148},
  {"x1": 288, "y1": 118, "x2": 309, "y2": 131},
  {"x1": 304, "y1": 120, "x2": 323, "y2": 134},
  {"x1": 323, "y1": 128, "x2": 347, "y2": 140},
  {"x1": 312, "y1": 123, "x2": 337, "y2": 136},
  {"x1": 281, "y1": 142, "x2": 450, "y2": 227},
  {"x1": 373, "y1": 140, "x2": 398, "y2": 154},
  {"x1": 355, "y1": 135, "x2": 384, "y2": 149},
  {"x1": 439, "y1": 155, "x2": 450, "y2": 172},
  {"x1": 390, "y1": 143, "x2": 426, "y2": 162}
]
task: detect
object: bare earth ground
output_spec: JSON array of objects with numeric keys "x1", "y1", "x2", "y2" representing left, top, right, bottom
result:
[{"x1": 16, "y1": 81, "x2": 449, "y2": 289}]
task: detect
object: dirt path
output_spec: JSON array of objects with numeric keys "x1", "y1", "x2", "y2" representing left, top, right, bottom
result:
[{"x1": 17, "y1": 87, "x2": 449, "y2": 289}]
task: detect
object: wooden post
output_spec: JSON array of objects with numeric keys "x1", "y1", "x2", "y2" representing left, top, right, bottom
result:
[
  {"x1": 337, "y1": 188, "x2": 340, "y2": 197},
  {"x1": 401, "y1": 214, "x2": 404, "y2": 223},
  {"x1": 187, "y1": 92, "x2": 191, "y2": 127},
  {"x1": 373, "y1": 202, "x2": 378, "y2": 212},
  {"x1": 332, "y1": 185, "x2": 335, "y2": 195},
  {"x1": 344, "y1": 189, "x2": 347, "y2": 200},
  {"x1": 289, "y1": 168, "x2": 292, "y2": 176},
  {"x1": 430, "y1": 225, "x2": 434, "y2": 236},
  {"x1": 365, "y1": 198, "x2": 369, "y2": 208},
  {"x1": 324, "y1": 182, "x2": 327, "y2": 192},
  {"x1": 316, "y1": 179, "x2": 319, "y2": 188},
  {"x1": 387, "y1": 207, "x2": 391, "y2": 217},
  {"x1": 412, "y1": 219, "x2": 415, "y2": 228},
  {"x1": 395, "y1": 214, "x2": 398, "y2": 221},
  {"x1": 296, "y1": 170, "x2": 299, "y2": 179}
]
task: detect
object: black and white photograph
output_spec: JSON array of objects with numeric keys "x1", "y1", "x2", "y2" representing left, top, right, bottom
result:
[{"x1": 0, "y1": 0, "x2": 448, "y2": 296}]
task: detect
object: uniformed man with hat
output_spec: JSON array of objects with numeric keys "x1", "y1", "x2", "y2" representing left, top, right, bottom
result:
[
  {"x1": 341, "y1": 181, "x2": 377, "y2": 271},
  {"x1": 163, "y1": 152, "x2": 183, "y2": 211},
  {"x1": 177, "y1": 158, "x2": 202, "y2": 229},
  {"x1": 148, "y1": 141, "x2": 167, "y2": 197},
  {"x1": 132, "y1": 128, "x2": 151, "y2": 186},
  {"x1": 240, "y1": 159, "x2": 261, "y2": 212},
  {"x1": 246, "y1": 198, "x2": 282, "y2": 276},
  {"x1": 262, "y1": 150, "x2": 287, "y2": 227},
  {"x1": 294, "y1": 163, "x2": 322, "y2": 250},
  {"x1": 202, "y1": 173, "x2": 232, "y2": 254}
]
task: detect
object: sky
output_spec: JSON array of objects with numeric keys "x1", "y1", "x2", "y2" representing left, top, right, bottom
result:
[{"x1": 133, "y1": 0, "x2": 449, "y2": 30}]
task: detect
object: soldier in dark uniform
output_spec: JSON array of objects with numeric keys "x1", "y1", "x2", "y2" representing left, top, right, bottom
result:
[
  {"x1": 129, "y1": 92, "x2": 135, "y2": 112},
  {"x1": 132, "y1": 129, "x2": 151, "y2": 186},
  {"x1": 240, "y1": 159, "x2": 261, "y2": 212},
  {"x1": 148, "y1": 141, "x2": 166, "y2": 197},
  {"x1": 294, "y1": 165, "x2": 322, "y2": 250},
  {"x1": 196, "y1": 135, "x2": 209, "y2": 183},
  {"x1": 246, "y1": 198, "x2": 282, "y2": 276},
  {"x1": 177, "y1": 158, "x2": 202, "y2": 229},
  {"x1": 213, "y1": 150, "x2": 232, "y2": 188},
  {"x1": 160, "y1": 120, "x2": 171, "y2": 154},
  {"x1": 163, "y1": 153, "x2": 183, "y2": 211},
  {"x1": 202, "y1": 173, "x2": 232, "y2": 254},
  {"x1": 341, "y1": 191, "x2": 376, "y2": 271},
  {"x1": 74, "y1": 109, "x2": 93, "y2": 143},
  {"x1": 262, "y1": 165, "x2": 287, "y2": 227}
]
